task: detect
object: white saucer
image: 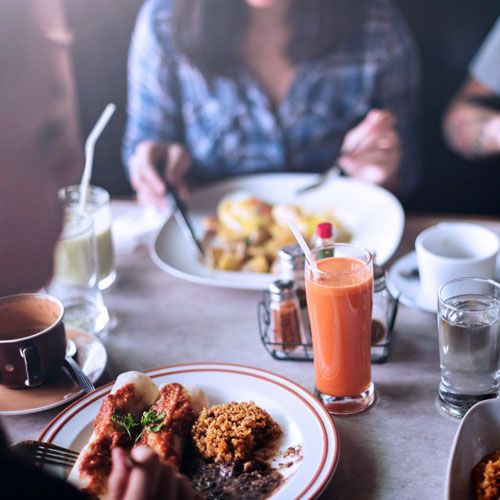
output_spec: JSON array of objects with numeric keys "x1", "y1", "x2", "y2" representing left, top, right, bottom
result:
[
  {"x1": 387, "y1": 252, "x2": 436, "y2": 313},
  {"x1": 387, "y1": 251, "x2": 500, "y2": 314},
  {"x1": 0, "y1": 328, "x2": 107, "y2": 415}
]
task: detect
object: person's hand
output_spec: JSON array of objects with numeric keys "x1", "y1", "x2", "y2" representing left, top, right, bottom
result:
[
  {"x1": 108, "y1": 446, "x2": 201, "y2": 500},
  {"x1": 129, "y1": 141, "x2": 192, "y2": 208},
  {"x1": 338, "y1": 109, "x2": 400, "y2": 187},
  {"x1": 485, "y1": 114, "x2": 500, "y2": 150}
]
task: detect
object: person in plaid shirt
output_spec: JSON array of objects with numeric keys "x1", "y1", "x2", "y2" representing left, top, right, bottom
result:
[{"x1": 124, "y1": 0, "x2": 420, "y2": 206}]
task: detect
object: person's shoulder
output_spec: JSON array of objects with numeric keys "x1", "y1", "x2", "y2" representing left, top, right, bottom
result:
[
  {"x1": 362, "y1": 0, "x2": 407, "y2": 31},
  {"x1": 135, "y1": 0, "x2": 175, "y2": 51},
  {"x1": 139, "y1": 0, "x2": 173, "y2": 21},
  {"x1": 361, "y1": 0, "x2": 414, "y2": 50}
]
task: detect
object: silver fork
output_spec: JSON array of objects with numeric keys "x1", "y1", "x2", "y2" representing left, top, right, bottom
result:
[
  {"x1": 10, "y1": 440, "x2": 79, "y2": 468},
  {"x1": 295, "y1": 163, "x2": 343, "y2": 195}
]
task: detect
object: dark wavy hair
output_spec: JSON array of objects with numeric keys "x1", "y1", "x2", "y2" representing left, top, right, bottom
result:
[{"x1": 172, "y1": 0, "x2": 358, "y2": 77}]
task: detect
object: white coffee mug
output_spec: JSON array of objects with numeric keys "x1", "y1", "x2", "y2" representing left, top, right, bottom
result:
[{"x1": 415, "y1": 222, "x2": 499, "y2": 302}]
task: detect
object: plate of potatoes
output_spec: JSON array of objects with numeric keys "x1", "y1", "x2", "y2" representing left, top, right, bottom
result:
[{"x1": 152, "y1": 173, "x2": 404, "y2": 290}]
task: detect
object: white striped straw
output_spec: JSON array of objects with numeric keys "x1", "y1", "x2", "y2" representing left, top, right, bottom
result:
[
  {"x1": 286, "y1": 216, "x2": 319, "y2": 275},
  {"x1": 79, "y1": 103, "x2": 116, "y2": 212}
]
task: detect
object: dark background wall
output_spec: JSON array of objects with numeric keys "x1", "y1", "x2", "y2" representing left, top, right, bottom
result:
[
  {"x1": 64, "y1": 0, "x2": 500, "y2": 214},
  {"x1": 397, "y1": 1, "x2": 500, "y2": 215},
  {"x1": 65, "y1": 0, "x2": 143, "y2": 196}
]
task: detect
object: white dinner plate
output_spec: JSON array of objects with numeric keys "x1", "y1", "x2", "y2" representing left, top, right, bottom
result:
[
  {"x1": 387, "y1": 251, "x2": 500, "y2": 314},
  {"x1": 152, "y1": 173, "x2": 404, "y2": 290},
  {"x1": 38, "y1": 362, "x2": 339, "y2": 499},
  {"x1": 445, "y1": 398, "x2": 500, "y2": 500}
]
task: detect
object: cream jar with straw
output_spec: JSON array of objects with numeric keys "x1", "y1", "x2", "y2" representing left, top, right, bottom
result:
[
  {"x1": 58, "y1": 104, "x2": 117, "y2": 290},
  {"x1": 51, "y1": 104, "x2": 115, "y2": 334}
]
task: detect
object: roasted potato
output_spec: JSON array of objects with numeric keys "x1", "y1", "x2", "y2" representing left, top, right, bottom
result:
[{"x1": 241, "y1": 256, "x2": 269, "y2": 273}]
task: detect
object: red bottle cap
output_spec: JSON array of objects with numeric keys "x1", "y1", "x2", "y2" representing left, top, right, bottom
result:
[{"x1": 316, "y1": 222, "x2": 333, "y2": 238}]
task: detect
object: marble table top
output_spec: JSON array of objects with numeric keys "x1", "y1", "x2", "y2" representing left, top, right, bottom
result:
[{"x1": 2, "y1": 203, "x2": 499, "y2": 500}]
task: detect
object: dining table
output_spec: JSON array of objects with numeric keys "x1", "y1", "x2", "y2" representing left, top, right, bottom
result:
[{"x1": 2, "y1": 200, "x2": 499, "y2": 500}]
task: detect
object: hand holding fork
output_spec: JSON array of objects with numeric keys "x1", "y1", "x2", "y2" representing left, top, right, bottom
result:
[{"x1": 298, "y1": 109, "x2": 400, "y2": 194}]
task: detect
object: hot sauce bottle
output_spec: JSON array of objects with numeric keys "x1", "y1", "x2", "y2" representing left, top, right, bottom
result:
[{"x1": 313, "y1": 222, "x2": 334, "y2": 259}]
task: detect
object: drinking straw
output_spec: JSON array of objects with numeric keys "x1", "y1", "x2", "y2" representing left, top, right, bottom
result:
[
  {"x1": 286, "y1": 216, "x2": 319, "y2": 275},
  {"x1": 79, "y1": 103, "x2": 116, "y2": 212}
]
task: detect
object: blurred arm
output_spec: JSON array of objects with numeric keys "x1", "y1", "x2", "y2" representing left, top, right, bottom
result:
[
  {"x1": 122, "y1": 0, "x2": 184, "y2": 176},
  {"x1": 373, "y1": 1, "x2": 421, "y2": 199},
  {"x1": 443, "y1": 17, "x2": 500, "y2": 159},
  {"x1": 443, "y1": 79, "x2": 500, "y2": 159}
]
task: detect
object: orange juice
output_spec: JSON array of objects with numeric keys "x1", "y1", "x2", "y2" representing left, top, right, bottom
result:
[{"x1": 306, "y1": 256, "x2": 373, "y2": 397}]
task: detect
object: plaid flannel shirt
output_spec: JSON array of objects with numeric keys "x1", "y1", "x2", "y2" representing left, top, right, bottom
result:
[{"x1": 123, "y1": 0, "x2": 421, "y2": 198}]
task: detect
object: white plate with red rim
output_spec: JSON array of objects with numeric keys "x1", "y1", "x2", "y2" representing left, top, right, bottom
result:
[
  {"x1": 39, "y1": 362, "x2": 340, "y2": 499},
  {"x1": 152, "y1": 173, "x2": 404, "y2": 290}
]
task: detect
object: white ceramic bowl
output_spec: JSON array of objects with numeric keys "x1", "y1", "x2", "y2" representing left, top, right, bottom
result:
[{"x1": 445, "y1": 398, "x2": 500, "y2": 500}]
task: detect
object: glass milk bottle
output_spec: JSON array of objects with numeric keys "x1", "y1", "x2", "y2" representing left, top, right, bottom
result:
[
  {"x1": 59, "y1": 185, "x2": 116, "y2": 290},
  {"x1": 50, "y1": 210, "x2": 109, "y2": 334}
]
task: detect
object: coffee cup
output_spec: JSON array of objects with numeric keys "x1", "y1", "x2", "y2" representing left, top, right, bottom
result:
[
  {"x1": 0, "y1": 294, "x2": 66, "y2": 389},
  {"x1": 415, "y1": 223, "x2": 499, "y2": 302}
]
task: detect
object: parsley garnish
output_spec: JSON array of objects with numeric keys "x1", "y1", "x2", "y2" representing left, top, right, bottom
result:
[
  {"x1": 111, "y1": 409, "x2": 141, "y2": 441},
  {"x1": 136, "y1": 410, "x2": 166, "y2": 442},
  {"x1": 111, "y1": 408, "x2": 165, "y2": 443}
]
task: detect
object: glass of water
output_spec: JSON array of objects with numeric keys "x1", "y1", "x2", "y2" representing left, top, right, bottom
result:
[
  {"x1": 49, "y1": 210, "x2": 109, "y2": 335},
  {"x1": 437, "y1": 277, "x2": 500, "y2": 418}
]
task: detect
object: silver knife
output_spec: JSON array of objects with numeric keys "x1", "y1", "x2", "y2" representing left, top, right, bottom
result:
[{"x1": 166, "y1": 187, "x2": 205, "y2": 258}]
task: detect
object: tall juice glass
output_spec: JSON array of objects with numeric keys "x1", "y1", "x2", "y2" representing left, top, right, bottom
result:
[{"x1": 305, "y1": 244, "x2": 375, "y2": 415}]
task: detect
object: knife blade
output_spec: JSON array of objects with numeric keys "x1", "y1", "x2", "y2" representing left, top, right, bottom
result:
[{"x1": 166, "y1": 187, "x2": 205, "y2": 258}]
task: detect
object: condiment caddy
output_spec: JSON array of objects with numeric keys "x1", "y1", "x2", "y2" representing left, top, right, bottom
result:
[{"x1": 258, "y1": 232, "x2": 399, "y2": 362}]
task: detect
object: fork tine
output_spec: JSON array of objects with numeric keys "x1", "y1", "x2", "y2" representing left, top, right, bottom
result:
[
  {"x1": 35, "y1": 441, "x2": 80, "y2": 457},
  {"x1": 32, "y1": 449, "x2": 78, "y2": 462},
  {"x1": 11, "y1": 440, "x2": 80, "y2": 467},
  {"x1": 31, "y1": 456, "x2": 77, "y2": 467}
]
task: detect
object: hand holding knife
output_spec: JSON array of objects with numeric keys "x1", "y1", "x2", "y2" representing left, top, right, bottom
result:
[{"x1": 166, "y1": 185, "x2": 205, "y2": 258}]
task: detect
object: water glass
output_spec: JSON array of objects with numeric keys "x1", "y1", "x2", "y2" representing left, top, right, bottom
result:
[
  {"x1": 49, "y1": 211, "x2": 109, "y2": 335},
  {"x1": 437, "y1": 277, "x2": 500, "y2": 418},
  {"x1": 305, "y1": 244, "x2": 375, "y2": 415},
  {"x1": 59, "y1": 185, "x2": 116, "y2": 290}
]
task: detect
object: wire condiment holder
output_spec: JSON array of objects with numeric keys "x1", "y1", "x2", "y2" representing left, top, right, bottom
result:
[
  {"x1": 258, "y1": 290, "x2": 314, "y2": 361},
  {"x1": 258, "y1": 289, "x2": 399, "y2": 362}
]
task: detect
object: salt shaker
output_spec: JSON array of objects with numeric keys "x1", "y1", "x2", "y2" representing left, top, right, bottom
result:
[
  {"x1": 277, "y1": 245, "x2": 306, "y2": 305},
  {"x1": 371, "y1": 265, "x2": 394, "y2": 363},
  {"x1": 268, "y1": 279, "x2": 304, "y2": 352}
]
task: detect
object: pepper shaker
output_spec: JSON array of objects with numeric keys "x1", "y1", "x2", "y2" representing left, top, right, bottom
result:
[
  {"x1": 277, "y1": 245, "x2": 311, "y2": 341},
  {"x1": 268, "y1": 279, "x2": 304, "y2": 352}
]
